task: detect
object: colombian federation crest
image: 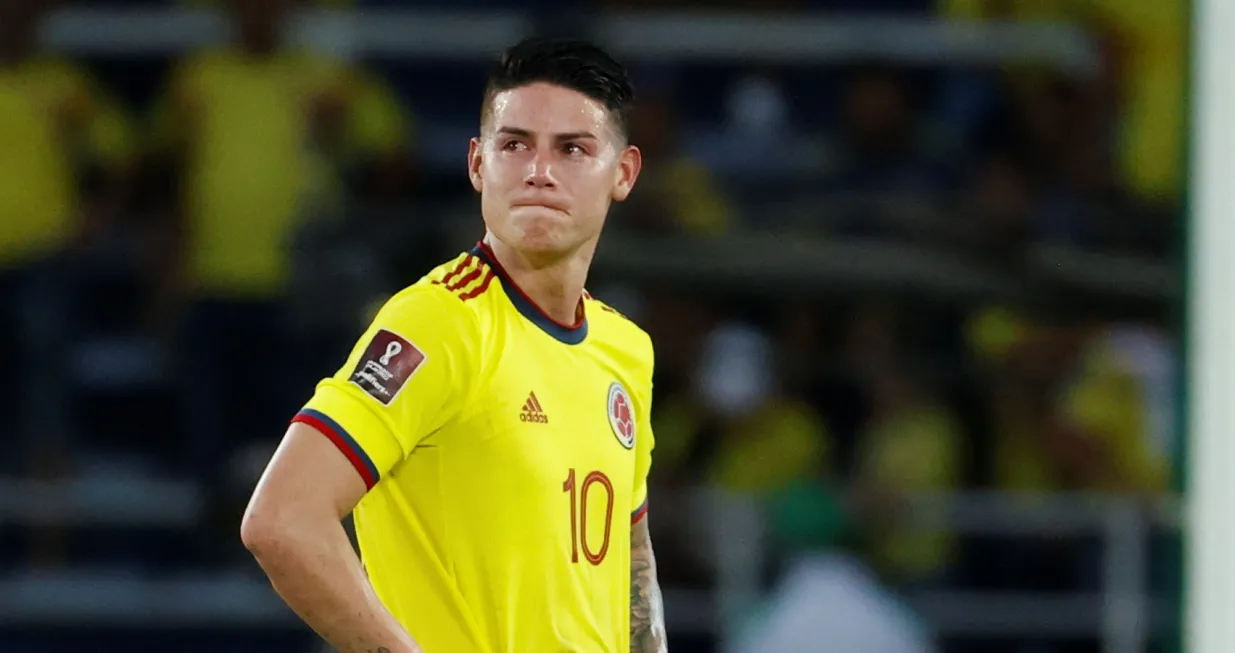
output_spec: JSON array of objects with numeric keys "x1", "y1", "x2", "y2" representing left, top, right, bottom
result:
[{"x1": 607, "y1": 382, "x2": 636, "y2": 449}]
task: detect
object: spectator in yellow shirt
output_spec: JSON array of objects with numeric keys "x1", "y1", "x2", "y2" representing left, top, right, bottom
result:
[
  {"x1": 1057, "y1": 324, "x2": 1169, "y2": 494},
  {"x1": 148, "y1": 0, "x2": 411, "y2": 479},
  {"x1": 852, "y1": 366, "x2": 964, "y2": 588},
  {"x1": 939, "y1": 0, "x2": 1185, "y2": 203},
  {"x1": 649, "y1": 323, "x2": 831, "y2": 584},
  {"x1": 0, "y1": 0, "x2": 135, "y2": 466},
  {"x1": 618, "y1": 90, "x2": 733, "y2": 236}
]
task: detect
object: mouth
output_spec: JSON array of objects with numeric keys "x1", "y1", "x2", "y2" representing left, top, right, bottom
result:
[
  {"x1": 512, "y1": 199, "x2": 569, "y2": 214},
  {"x1": 511, "y1": 203, "x2": 568, "y2": 216}
]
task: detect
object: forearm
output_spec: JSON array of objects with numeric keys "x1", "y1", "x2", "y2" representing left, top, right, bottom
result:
[
  {"x1": 245, "y1": 518, "x2": 421, "y2": 653},
  {"x1": 630, "y1": 518, "x2": 668, "y2": 653}
]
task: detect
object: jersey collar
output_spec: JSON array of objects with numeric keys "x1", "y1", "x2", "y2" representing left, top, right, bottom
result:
[{"x1": 470, "y1": 242, "x2": 589, "y2": 345}]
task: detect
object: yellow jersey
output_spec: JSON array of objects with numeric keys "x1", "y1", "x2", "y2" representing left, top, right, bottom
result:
[
  {"x1": 294, "y1": 242, "x2": 656, "y2": 653},
  {"x1": 939, "y1": 0, "x2": 1186, "y2": 200},
  {"x1": 0, "y1": 57, "x2": 133, "y2": 267},
  {"x1": 152, "y1": 48, "x2": 408, "y2": 297}
]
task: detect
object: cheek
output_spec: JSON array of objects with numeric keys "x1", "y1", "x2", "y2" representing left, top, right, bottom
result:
[
  {"x1": 583, "y1": 182, "x2": 617, "y2": 222},
  {"x1": 575, "y1": 161, "x2": 616, "y2": 195},
  {"x1": 481, "y1": 158, "x2": 519, "y2": 190}
]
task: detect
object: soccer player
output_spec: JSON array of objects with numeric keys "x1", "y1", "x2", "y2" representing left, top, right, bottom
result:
[{"x1": 241, "y1": 37, "x2": 668, "y2": 653}]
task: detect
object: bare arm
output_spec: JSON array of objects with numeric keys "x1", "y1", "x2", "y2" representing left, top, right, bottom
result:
[
  {"x1": 241, "y1": 423, "x2": 423, "y2": 653},
  {"x1": 630, "y1": 517, "x2": 669, "y2": 653}
]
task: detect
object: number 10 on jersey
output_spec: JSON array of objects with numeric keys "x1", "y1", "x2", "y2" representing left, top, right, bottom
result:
[{"x1": 563, "y1": 468, "x2": 614, "y2": 565}]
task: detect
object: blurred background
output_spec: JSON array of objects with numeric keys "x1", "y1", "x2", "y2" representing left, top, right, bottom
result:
[{"x1": 0, "y1": 0, "x2": 1185, "y2": 651}]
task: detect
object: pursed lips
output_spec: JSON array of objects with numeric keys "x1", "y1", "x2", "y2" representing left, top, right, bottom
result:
[{"x1": 512, "y1": 198, "x2": 569, "y2": 213}]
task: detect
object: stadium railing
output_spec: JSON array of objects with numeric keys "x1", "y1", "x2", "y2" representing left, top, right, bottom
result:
[
  {"x1": 695, "y1": 489, "x2": 1182, "y2": 653},
  {"x1": 0, "y1": 484, "x2": 1183, "y2": 653},
  {"x1": 588, "y1": 233, "x2": 1178, "y2": 301},
  {"x1": 43, "y1": 7, "x2": 1096, "y2": 73}
]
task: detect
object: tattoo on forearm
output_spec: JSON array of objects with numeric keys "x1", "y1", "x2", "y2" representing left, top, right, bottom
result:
[{"x1": 630, "y1": 521, "x2": 668, "y2": 653}]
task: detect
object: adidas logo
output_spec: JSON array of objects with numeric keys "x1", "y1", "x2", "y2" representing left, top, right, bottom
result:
[{"x1": 520, "y1": 392, "x2": 549, "y2": 424}]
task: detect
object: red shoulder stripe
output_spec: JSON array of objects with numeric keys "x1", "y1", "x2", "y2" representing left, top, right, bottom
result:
[
  {"x1": 447, "y1": 265, "x2": 484, "y2": 292},
  {"x1": 439, "y1": 255, "x2": 475, "y2": 288},
  {"x1": 457, "y1": 270, "x2": 496, "y2": 301}
]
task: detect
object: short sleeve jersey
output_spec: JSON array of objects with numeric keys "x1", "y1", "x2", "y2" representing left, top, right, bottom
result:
[{"x1": 294, "y1": 242, "x2": 656, "y2": 653}]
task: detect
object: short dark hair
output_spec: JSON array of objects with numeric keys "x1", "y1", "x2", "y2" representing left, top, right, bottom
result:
[{"x1": 481, "y1": 37, "x2": 635, "y2": 141}]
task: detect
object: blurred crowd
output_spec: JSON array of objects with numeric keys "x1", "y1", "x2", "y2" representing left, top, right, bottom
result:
[{"x1": 0, "y1": 0, "x2": 1183, "y2": 651}]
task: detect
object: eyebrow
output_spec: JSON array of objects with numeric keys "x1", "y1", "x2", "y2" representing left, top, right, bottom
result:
[{"x1": 496, "y1": 126, "x2": 599, "y2": 141}]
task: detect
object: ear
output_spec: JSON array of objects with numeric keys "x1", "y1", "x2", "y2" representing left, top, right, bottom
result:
[
  {"x1": 467, "y1": 137, "x2": 484, "y2": 193},
  {"x1": 611, "y1": 144, "x2": 642, "y2": 203}
]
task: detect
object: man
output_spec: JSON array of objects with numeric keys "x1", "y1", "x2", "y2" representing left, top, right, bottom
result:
[
  {"x1": 0, "y1": 0, "x2": 134, "y2": 570},
  {"x1": 0, "y1": 0, "x2": 134, "y2": 466},
  {"x1": 939, "y1": 0, "x2": 1184, "y2": 203},
  {"x1": 150, "y1": 0, "x2": 410, "y2": 480},
  {"x1": 241, "y1": 38, "x2": 668, "y2": 653}
]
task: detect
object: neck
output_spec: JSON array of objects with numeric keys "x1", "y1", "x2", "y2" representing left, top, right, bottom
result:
[{"x1": 483, "y1": 234, "x2": 595, "y2": 326}]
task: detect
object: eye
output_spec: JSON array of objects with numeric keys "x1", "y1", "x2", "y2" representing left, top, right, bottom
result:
[
  {"x1": 502, "y1": 140, "x2": 526, "y2": 152},
  {"x1": 562, "y1": 142, "x2": 585, "y2": 156}
]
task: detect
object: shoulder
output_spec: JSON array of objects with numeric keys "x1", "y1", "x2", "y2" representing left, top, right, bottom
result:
[
  {"x1": 371, "y1": 252, "x2": 497, "y2": 338},
  {"x1": 422, "y1": 250, "x2": 500, "y2": 304},
  {"x1": 584, "y1": 291, "x2": 655, "y2": 366}
]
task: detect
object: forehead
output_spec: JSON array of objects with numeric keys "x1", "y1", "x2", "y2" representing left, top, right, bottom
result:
[{"x1": 486, "y1": 82, "x2": 615, "y2": 137}]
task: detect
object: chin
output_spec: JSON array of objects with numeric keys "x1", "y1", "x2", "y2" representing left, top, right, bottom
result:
[
  {"x1": 512, "y1": 232, "x2": 571, "y2": 259},
  {"x1": 509, "y1": 210, "x2": 574, "y2": 251}
]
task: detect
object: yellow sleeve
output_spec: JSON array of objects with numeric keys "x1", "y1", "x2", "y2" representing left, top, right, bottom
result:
[
  {"x1": 631, "y1": 338, "x2": 656, "y2": 523},
  {"x1": 294, "y1": 285, "x2": 481, "y2": 489}
]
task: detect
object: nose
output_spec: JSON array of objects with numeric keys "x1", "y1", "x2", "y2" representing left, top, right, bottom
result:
[{"x1": 524, "y1": 152, "x2": 557, "y2": 189}]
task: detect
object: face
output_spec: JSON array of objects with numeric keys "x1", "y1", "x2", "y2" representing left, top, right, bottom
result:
[{"x1": 469, "y1": 83, "x2": 641, "y2": 260}]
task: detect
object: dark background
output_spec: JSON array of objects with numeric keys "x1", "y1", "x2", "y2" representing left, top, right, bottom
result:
[{"x1": 0, "y1": 0, "x2": 1185, "y2": 651}]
